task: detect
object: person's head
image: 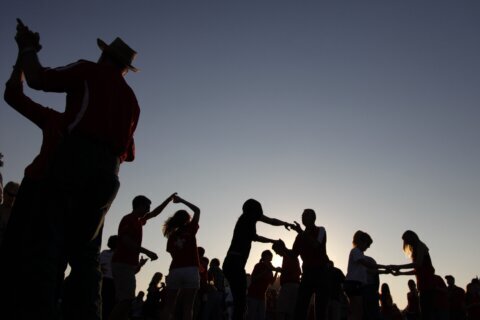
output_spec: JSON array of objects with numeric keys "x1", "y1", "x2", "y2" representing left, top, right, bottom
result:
[
  {"x1": 198, "y1": 246, "x2": 205, "y2": 258},
  {"x1": 301, "y1": 209, "x2": 316, "y2": 228},
  {"x1": 162, "y1": 209, "x2": 191, "y2": 238},
  {"x1": 402, "y1": 230, "x2": 421, "y2": 258},
  {"x1": 97, "y1": 37, "x2": 138, "y2": 76},
  {"x1": 260, "y1": 250, "x2": 273, "y2": 263},
  {"x1": 445, "y1": 275, "x2": 455, "y2": 287},
  {"x1": 136, "y1": 291, "x2": 145, "y2": 300},
  {"x1": 107, "y1": 235, "x2": 118, "y2": 250},
  {"x1": 201, "y1": 256, "x2": 210, "y2": 269},
  {"x1": 272, "y1": 239, "x2": 287, "y2": 257},
  {"x1": 132, "y1": 195, "x2": 151, "y2": 216},
  {"x1": 150, "y1": 272, "x2": 163, "y2": 286},
  {"x1": 2, "y1": 181, "x2": 19, "y2": 207},
  {"x1": 352, "y1": 230, "x2": 372, "y2": 251},
  {"x1": 242, "y1": 199, "x2": 263, "y2": 221},
  {"x1": 407, "y1": 279, "x2": 417, "y2": 291},
  {"x1": 210, "y1": 258, "x2": 220, "y2": 268},
  {"x1": 381, "y1": 283, "x2": 391, "y2": 295}
]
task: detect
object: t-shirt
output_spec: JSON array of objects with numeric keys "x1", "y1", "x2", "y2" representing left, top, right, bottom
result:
[
  {"x1": 280, "y1": 255, "x2": 301, "y2": 285},
  {"x1": 247, "y1": 262, "x2": 274, "y2": 301},
  {"x1": 226, "y1": 214, "x2": 257, "y2": 265},
  {"x1": 346, "y1": 247, "x2": 367, "y2": 284},
  {"x1": 167, "y1": 221, "x2": 200, "y2": 269},
  {"x1": 292, "y1": 226, "x2": 329, "y2": 269},
  {"x1": 112, "y1": 213, "x2": 146, "y2": 266},
  {"x1": 39, "y1": 60, "x2": 140, "y2": 162}
]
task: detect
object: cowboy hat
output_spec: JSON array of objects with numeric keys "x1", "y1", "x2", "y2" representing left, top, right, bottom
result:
[{"x1": 97, "y1": 37, "x2": 138, "y2": 72}]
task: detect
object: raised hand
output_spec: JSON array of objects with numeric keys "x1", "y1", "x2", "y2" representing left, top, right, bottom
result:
[
  {"x1": 139, "y1": 256, "x2": 149, "y2": 267},
  {"x1": 15, "y1": 18, "x2": 42, "y2": 52},
  {"x1": 291, "y1": 221, "x2": 303, "y2": 233}
]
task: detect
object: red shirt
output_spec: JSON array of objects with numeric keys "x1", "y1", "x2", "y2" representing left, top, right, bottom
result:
[
  {"x1": 39, "y1": 60, "x2": 140, "y2": 162},
  {"x1": 112, "y1": 213, "x2": 146, "y2": 266},
  {"x1": 247, "y1": 262, "x2": 275, "y2": 301},
  {"x1": 4, "y1": 80, "x2": 64, "y2": 180},
  {"x1": 292, "y1": 226, "x2": 329, "y2": 269},
  {"x1": 280, "y1": 255, "x2": 301, "y2": 285},
  {"x1": 167, "y1": 222, "x2": 200, "y2": 269}
]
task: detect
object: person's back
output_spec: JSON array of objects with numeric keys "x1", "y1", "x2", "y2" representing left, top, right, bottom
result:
[{"x1": 47, "y1": 59, "x2": 139, "y2": 161}]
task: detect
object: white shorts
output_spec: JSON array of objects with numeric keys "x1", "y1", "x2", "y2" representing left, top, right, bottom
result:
[{"x1": 166, "y1": 266, "x2": 200, "y2": 289}]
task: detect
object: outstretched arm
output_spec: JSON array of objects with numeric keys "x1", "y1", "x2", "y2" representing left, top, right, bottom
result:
[
  {"x1": 259, "y1": 214, "x2": 294, "y2": 230},
  {"x1": 173, "y1": 194, "x2": 201, "y2": 224},
  {"x1": 253, "y1": 234, "x2": 277, "y2": 244},
  {"x1": 139, "y1": 247, "x2": 158, "y2": 261},
  {"x1": 144, "y1": 192, "x2": 176, "y2": 221}
]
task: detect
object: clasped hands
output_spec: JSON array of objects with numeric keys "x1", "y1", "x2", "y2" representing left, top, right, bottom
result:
[{"x1": 15, "y1": 18, "x2": 42, "y2": 53}]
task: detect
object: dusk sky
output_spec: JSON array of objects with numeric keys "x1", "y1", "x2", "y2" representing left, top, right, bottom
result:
[{"x1": 1, "y1": 0, "x2": 479, "y2": 308}]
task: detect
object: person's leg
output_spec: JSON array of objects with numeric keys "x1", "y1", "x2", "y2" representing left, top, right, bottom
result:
[
  {"x1": 109, "y1": 263, "x2": 137, "y2": 320},
  {"x1": 62, "y1": 230, "x2": 103, "y2": 320},
  {"x1": 223, "y1": 257, "x2": 247, "y2": 320},
  {"x1": 159, "y1": 288, "x2": 180, "y2": 320},
  {"x1": 0, "y1": 178, "x2": 48, "y2": 319},
  {"x1": 179, "y1": 288, "x2": 198, "y2": 320},
  {"x1": 314, "y1": 268, "x2": 330, "y2": 320},
  {"x1": 102, "y1": 277, "x2": 116, "y2": 320},
  {"x1": 294, "y1": 270, "x2": 315, "y2": 320}
]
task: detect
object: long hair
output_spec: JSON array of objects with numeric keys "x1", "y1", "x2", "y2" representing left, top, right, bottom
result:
[
  {"x1": 163, "y1": 209, "x2": 190, "y2": 238},
  {"x1": 149, "y1": 272, "x2": 163, "y2": 288},
  {"x1": 402, "y1": 230, "x2": 428, "y2": 260}
]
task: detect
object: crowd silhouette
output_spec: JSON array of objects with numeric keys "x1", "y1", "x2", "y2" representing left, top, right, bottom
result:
[{"x1": 0, "y1": 19, "x2": 480, "y2": 320}]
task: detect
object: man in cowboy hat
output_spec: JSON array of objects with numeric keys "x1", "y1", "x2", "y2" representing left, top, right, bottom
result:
[{"x1": 2, "y1": 19, "x2": 141, "y2": 320}]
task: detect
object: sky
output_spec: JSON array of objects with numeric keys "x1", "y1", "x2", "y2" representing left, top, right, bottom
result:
[{"x1": 1, "y1": 0, "x2": 479, "y2": 309}]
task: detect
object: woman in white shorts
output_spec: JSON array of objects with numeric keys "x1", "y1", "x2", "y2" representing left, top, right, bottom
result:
[{"x1": 160, "y1": 194, "x2": 201, "y2": 320}]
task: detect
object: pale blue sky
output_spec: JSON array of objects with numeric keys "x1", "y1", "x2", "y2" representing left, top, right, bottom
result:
[{"x1": 1, "y1": 0, "x2": 479, "y2": 308}]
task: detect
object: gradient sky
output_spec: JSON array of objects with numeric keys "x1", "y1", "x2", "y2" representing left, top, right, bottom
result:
[{"x1": 1, "y1": 0, "x2": 479, "y2": 308}]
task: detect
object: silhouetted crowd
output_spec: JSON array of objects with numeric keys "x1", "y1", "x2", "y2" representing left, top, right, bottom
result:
[{"x1": 0, "y1": 19, "x2": 479, "y2": 320}]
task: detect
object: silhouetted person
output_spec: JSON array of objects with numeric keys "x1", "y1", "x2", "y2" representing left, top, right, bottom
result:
[
  {"x1": 160, "y1": 194, "x2": 201, "y2": 320},
  {"x1": 3, "y1": 18, "x2": 142, "y2": 320},
  {"x1": 390, "y1": 230, "x2": 436, "y2": 320},
  {"x1": 223, "y1": 199, "x2": 293, "y2": 320},
  {"x1": 271, "y1": 239, "x2": 301, "y2": 320},
  {"x1": 143, "y1": 272, "x2": 165, "y2": 320},
  {"x1": 445, "y1": 275, "x2": 467, "y2": 320},
  {"x1": 0, "y1": 45, "x2": 73, "y2": 319},
  {"x1": 465, "y1": 278, "x2": 480, "y2": 320},
  {"x1": 0, "y1": 181, "x2": 19, "y2": 246},
  {"x1": 110, "y1": 193, "x2": 175, "y2": 320},
  {"x1": 131, "y1": 291, "x2": 145, "y2": 320},
  {"x1": 202, "y1": 258, "x2": 226, "y2": 320},
  {"x1": 403, "y1": 280, "x2": 420, "y2": 320},
  {"x1": 362, "y1": 256, "x2": 381, "y2": 320},
  {"x1": 344, "y1": 231, "x2": 388, "y2": 320},
  {"x1": 246, "y1": 249, "x2": 279, "y2": 320},
  {"x1": 100, "y1": 235, "x2": 119, "y2": 320},
  {"x1": 290, "y1": 209, "x2": 330, "y2": 320},
  {"x1": 379, "y1": 283, "x2": 402, "y2": 320}
]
